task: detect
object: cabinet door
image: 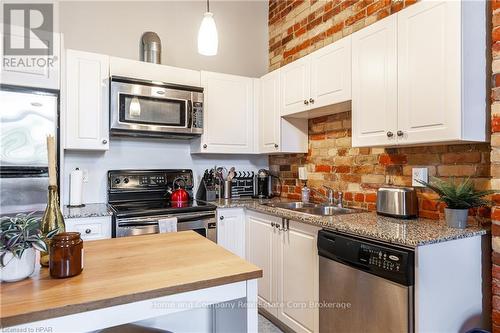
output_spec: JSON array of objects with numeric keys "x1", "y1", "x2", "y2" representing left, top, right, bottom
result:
[
  {"x1": 199, "y1": 71, "x2": 254, "y2": 153},
  {"x1": 259, "y1": 70, "x2": 281, "y2": 153},
  {"x1": 277, "y1": 220, "x2": 320, "y2": 333},
  {"x1": 281, "y1": 57, "x2": 310, "y2": 116},
  {"x1": 1, "y1": 29, "x2": 60, "y2": 90},
  {"x1": 65, "y1": 216, "x2": 112, "y2": 241},
  {"x1": 217, "y1": 208, "x2": 245, "y2": 258},
  {"x1": 65, "y1": 50, "x2": 109, "y2": 150},
  {"x1": 246, "y1": 211, "x2": 281, "y2": 317},
  {"x1": 351, "y1": 15, "x2": 397, "y2": 147},
  {"x1": 397, "y1": 1, "x2": 461, "y2": 144},
  {"x1": 310, "y1": 36, "x2": 352, "y2": 109}
]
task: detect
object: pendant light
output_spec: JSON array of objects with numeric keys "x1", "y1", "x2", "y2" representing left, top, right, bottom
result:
[{"x1": 197, "y1": 0, "x2": 218, "y2": 56}]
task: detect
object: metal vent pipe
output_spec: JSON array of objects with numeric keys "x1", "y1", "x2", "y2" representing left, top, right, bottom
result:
[{"x1": 141, "y1": 31, "x2": 161, "y2": 64}]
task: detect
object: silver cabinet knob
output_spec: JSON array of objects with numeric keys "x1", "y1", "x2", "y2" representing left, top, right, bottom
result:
[
  {"x1": 203, "y1": 144, "x2": 207, "y2": 149},
  {"x1": 102, "y1": 139, "x2": 108, "y2": 144},
  {"x1": 386, "y1": 131, "x2": 394, "y2": 138},
  {"x1": 304, "y1": 100, "x2": 309, "y2": 105},
  {"x1": 397, "y1": 130, "x2": 404, "y2": 137},
  {"x1": 274, "y1": 144, "x2": 279, "y2": 148},
  {"x1": 85, "y1": 228, "x2": 91, "y2": 234},
  {"x1": 219, "y1": 216, "x2": 224, "y2": 220},
  {"x1": 309, "y1": 98, "x2": 315, "y2": 104},
  {"x1": 271, "y1": 222, "x2": 275, "y2": 227}
]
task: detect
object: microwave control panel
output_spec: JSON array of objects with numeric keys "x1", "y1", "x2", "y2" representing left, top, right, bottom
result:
[{"x1": 192, "y1": 102, "x2": 203, "y2": 129}]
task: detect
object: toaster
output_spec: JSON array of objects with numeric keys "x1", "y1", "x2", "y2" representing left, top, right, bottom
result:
[{"x1": 376, "y1": 187, "x2": 418, "y2": 219}]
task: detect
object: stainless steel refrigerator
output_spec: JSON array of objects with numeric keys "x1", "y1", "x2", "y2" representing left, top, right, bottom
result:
[{"x1": 0, "y1": 85, "x2": 59, "y2": 216}]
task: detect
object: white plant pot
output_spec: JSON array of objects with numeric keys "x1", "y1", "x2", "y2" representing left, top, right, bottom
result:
[
  {"x1": 444, "y1": 208, "x2": 469, "y2": 229},
  {"x1": 0, "y1": 248, "x2": 36, "y2": 282}
]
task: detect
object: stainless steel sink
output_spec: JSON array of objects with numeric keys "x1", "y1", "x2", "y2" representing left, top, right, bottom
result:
[
  {"x1": 296, "y1": 206, "x2": 356, "y2": 216},
  {"x1": 262, "y1": 201, "x2": 357, "y2": 216},
  {"x1": 263, "y1": 202, "x2": 320, "y2": 209}
]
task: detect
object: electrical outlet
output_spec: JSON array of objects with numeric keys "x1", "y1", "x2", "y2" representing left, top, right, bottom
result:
[
  {"x1": 82, "y1": 169, "x2": 89, "y2": 183},
  {"x1": 412, "y1": 168, "x2": 428, "y2": 187}
]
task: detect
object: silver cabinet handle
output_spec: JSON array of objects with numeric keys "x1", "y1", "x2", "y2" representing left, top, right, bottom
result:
[
  {"x1": 397, "y1": 130, "x2": 404, "y2": 137},
  {"x1": 219, "y1": 216, "x2": 224, "y2": 220},
  {"x1": 386, "y1": 131, "x2": 394, "y2": 138},
  {"x1": 274, "y1": 144, "x2": 279, "y2": 148},
  {"x1": 102, "y1": 139, "x2": 108, "y2": 144},
  {"x1": 85, "y1": 228, "x2": 91, "y2": 234},
  {"x1": 309, "y1": 98, "x2": 314, "y2": 104},
  {"x1": 304, "y1": 100, "x2": 309, "y2": 105},
  {"x1": 271, "y1": 222, "x2": 276, "y2": 227},
  {"x1": 203, "y1": 144, "x2": 207, "y2": 149}
]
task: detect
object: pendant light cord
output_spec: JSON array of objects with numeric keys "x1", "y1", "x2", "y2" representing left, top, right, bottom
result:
[{"x1": 207, "y1": 0, "x2": 210, "y2": 12}]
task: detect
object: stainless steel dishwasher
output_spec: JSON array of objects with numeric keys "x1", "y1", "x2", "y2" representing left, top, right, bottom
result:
[{"x1": 317, "y1": 230, "x2": 414, "y2": 333}]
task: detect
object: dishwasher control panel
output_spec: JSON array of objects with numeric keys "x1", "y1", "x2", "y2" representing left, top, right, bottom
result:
[{"x1": 360, "y1": 245, "x2": 402, "y2": 272}]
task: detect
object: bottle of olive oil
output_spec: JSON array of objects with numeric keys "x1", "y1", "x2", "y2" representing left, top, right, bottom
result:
[{"x1": 40, "y1": 136, "x2": 65, "y2": 267}]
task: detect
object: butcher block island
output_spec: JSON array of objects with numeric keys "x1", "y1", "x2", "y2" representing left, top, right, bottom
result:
[{"x1": 1, "y1": 232, "x2": 262, "y2": 333}]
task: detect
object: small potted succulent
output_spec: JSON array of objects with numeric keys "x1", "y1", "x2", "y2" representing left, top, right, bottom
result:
[
  {"x1": 418, "y1": 177, "x2": 495, "y2": 229},
  {"x1": 0, "y1": 213, "x2": 58, "y2": 282}
]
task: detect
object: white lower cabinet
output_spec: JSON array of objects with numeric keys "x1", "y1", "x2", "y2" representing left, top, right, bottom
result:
[
  {"x1": 246, "y1": 210, "x2": 320, "y2": 333},
  {"x1": 65, "y1": 216, "x2": 112, "y2": 241},
  {"x1": 216, "y1": 208, "x2": 245, "y2": 258}
]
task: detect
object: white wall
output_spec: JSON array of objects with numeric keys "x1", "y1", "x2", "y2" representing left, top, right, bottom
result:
[
  {"x1": 59, "y1": 0, "x2": 269, "y2": 77},
  {"x1": 63, "y1": 138, "x2": 268, "y2": 204}
]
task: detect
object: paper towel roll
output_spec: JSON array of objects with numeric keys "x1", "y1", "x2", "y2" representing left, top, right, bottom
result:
[{"x1": 70, "y1": 168, "x2": 83, "y2": 206}]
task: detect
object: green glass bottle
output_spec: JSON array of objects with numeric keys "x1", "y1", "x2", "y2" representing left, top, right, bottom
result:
[{"x1": 40, "y1": 185, "x2": 65, "y2": 267}]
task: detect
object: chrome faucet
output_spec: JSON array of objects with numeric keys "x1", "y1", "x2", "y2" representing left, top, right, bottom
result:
[{"x1": 310, "y1": 186, "x2": 344, "y2": 208}]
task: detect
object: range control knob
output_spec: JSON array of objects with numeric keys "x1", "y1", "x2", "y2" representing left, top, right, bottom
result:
[
  {"x1": 114, "y1": 178, "x2": 121, "y2": 184},
  {"x1": 123, "y1": 178, "x2": 129, "y2": 184}
]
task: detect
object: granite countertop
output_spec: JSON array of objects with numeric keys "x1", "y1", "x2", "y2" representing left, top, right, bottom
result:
[
  {"x1": 63, "y1": 203, "x2": 113, "y2": 219},
  {"x1": 209, "y1": 198, "x2": 488, "y2": 248}
]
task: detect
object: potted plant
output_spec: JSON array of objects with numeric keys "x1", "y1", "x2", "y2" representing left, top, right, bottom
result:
[
  {"x1": 418, "y1": 177, "x2": 495, "y2": 229},
  {"x1": 0, "y1": 213, "x2": 57, "y2": 282}
]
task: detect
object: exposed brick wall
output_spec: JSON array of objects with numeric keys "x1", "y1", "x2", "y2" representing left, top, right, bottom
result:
[
  {"x1": 269, "y1": 112, "x2": 491, "y2": 225},
  {"x1": 492, "y1": 0, "x2": 500, "y2": 331},
  {"x1": 269, "y1": 0, "x2": 416, "y2": 70}
]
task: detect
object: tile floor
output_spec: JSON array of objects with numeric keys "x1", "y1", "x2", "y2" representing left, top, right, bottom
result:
[{"x1": 258, "y1": 314, "x2": 283, "y2": 333}]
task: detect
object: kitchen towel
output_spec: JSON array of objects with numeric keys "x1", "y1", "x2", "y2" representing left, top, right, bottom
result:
[
  {"x1": 158, "y1": 217, "x2": 177, "y2": 233},
  {"x1": 69, "y1": 168, "x2": 83, "y2": 206}
]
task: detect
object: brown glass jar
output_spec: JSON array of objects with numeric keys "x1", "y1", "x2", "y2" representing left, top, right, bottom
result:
[{"x1": 49, "y1": 232, "x2": 83, "y2": 278}]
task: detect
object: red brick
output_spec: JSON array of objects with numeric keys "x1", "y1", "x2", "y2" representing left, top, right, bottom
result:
[
  {"x1": 441, "y1": 152, "x2": 482, "y2": 164},
  {"x1": 365, "y1": 193, "x2": 377, "y2": 203},
  {"x1": 334, "y1": 165, "x2": 351, "y2": 173},
  {"x1": 419, "y1": 210, "x2": 440, "y2": 220},
  {"x1": 345, "y1": 9, "x2": 367, "y2": 26},
  {"x1": 354, "y1": 193, "x2": 365, "y2": 202},
  {"x1": 344, "y1": 192, "x2": 353, "y2": 201},
  {"x1": 378, "y1": 154, "x2": 407, "y2": 166},
  {"x1": 315, "y1": 164, "x2": 332, "y2": 172},
  {"x1": 366, "y1": 0, "x2": 388, "y2": 16},
  {"x1": 326, "y1": 22, "x2": 344, "y2": 36},
  {"x1": 493, "y1": 116, "x2": 500, "y2": 132},
  {"x1": 421, "y1": 199, "x2": 439, "y2": 211}
]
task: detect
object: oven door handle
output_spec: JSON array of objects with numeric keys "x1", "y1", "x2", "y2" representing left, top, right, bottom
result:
[{"x1": 117, "y1": 212, "x2": 216, "y2": 226}]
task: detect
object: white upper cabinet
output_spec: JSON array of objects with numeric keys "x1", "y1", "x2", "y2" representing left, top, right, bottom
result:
[
  {"x1": 352, "y1": 15, "x2": 397, "y2": 147},
  {"x1": 280, "y1": 37, "x2": 352, "y2": 118},
  {"x1": 64, "y1": 49, "x2": 110, "y2": 150},
  {"x1": 191, "y1": 71, "x2": 255, "y2": 154},
  {"x1": 397, "y1": 0, "x2": 485, "y2": 144},
  {"x1": 260, "y1": 71, "x2": 281, "y2": 153},
  {"x1": 310, "y1": 36, "x2": 352, "y2": 110},
  {"x1": 281, "y1": 57, "x2": 311, "y2": 116},
  {"x1": 352, "y1": 0, "x2": 486, "y2": 147},
  {"x1": 1, "y1": 30, "x2": 60, "y2": 90},
  {"x1": 109, "y1": 56, "x2": 200, "y2": 87}
]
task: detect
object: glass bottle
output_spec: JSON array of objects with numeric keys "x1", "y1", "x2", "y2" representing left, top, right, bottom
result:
[{"x1": 40, "y1": 185, "x2": 65, "y2": 267}]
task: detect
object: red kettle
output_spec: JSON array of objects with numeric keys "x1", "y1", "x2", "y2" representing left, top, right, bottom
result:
[{"x1": 170, "y1": 177, "x2": 189, "y2": 203}]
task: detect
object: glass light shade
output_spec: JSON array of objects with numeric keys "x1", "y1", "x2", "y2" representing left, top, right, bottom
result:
[
  {"x1": 198, "y1": 12, "x2": 218, "y2": 56},
  {"x1": 129, "y1": 96, "x2": 141, "y2": 117}
]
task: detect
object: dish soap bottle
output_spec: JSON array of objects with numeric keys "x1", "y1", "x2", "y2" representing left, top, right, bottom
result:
[{"x1": 301, "y1": 184, "x2": 310, "y2": 203}]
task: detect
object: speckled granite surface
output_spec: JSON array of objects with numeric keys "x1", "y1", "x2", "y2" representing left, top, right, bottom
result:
[
  {"x1": 210, "y1": 198, "x2": 488, "y2": 248},
  {"x1": 63, "y1": 203, "x2": 113, "y2": 219}
]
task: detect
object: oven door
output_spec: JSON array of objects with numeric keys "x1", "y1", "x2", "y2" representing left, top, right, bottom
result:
[
  {"x1": 114, "y1": 211, "x2": 216, "y2": 242},
  {"x1": 110, "y1": 79, "x2": 198, "y2": 137}
]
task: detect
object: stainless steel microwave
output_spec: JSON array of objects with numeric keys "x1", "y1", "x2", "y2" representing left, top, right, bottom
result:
[{"x1": 110, "y1": 76, "x2": 203, "y2": 138}]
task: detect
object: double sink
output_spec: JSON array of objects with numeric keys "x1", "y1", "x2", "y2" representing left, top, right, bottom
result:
[{"x1": 262, "y1": 201, "x2": 357, "y2": 216}]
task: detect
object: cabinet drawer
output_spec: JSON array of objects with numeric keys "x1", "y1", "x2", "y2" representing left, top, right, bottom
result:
[{"x1": 65, "y1": 216, "x2": 112, "y2": 241}]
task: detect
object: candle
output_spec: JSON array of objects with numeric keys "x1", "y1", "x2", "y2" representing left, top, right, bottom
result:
[{"x1": 47, "y1": 135, "x2": 57, "y2": 186}]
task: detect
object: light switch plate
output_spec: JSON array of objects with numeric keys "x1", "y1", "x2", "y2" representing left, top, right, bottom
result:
[{"x1": 412, "y1": 168, "x2": 428, "y2": 187}]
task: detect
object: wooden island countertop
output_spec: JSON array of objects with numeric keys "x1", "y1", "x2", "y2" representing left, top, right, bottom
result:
[{"x1": 1, "y1": 231, "x2": 262, "y2": 328}]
